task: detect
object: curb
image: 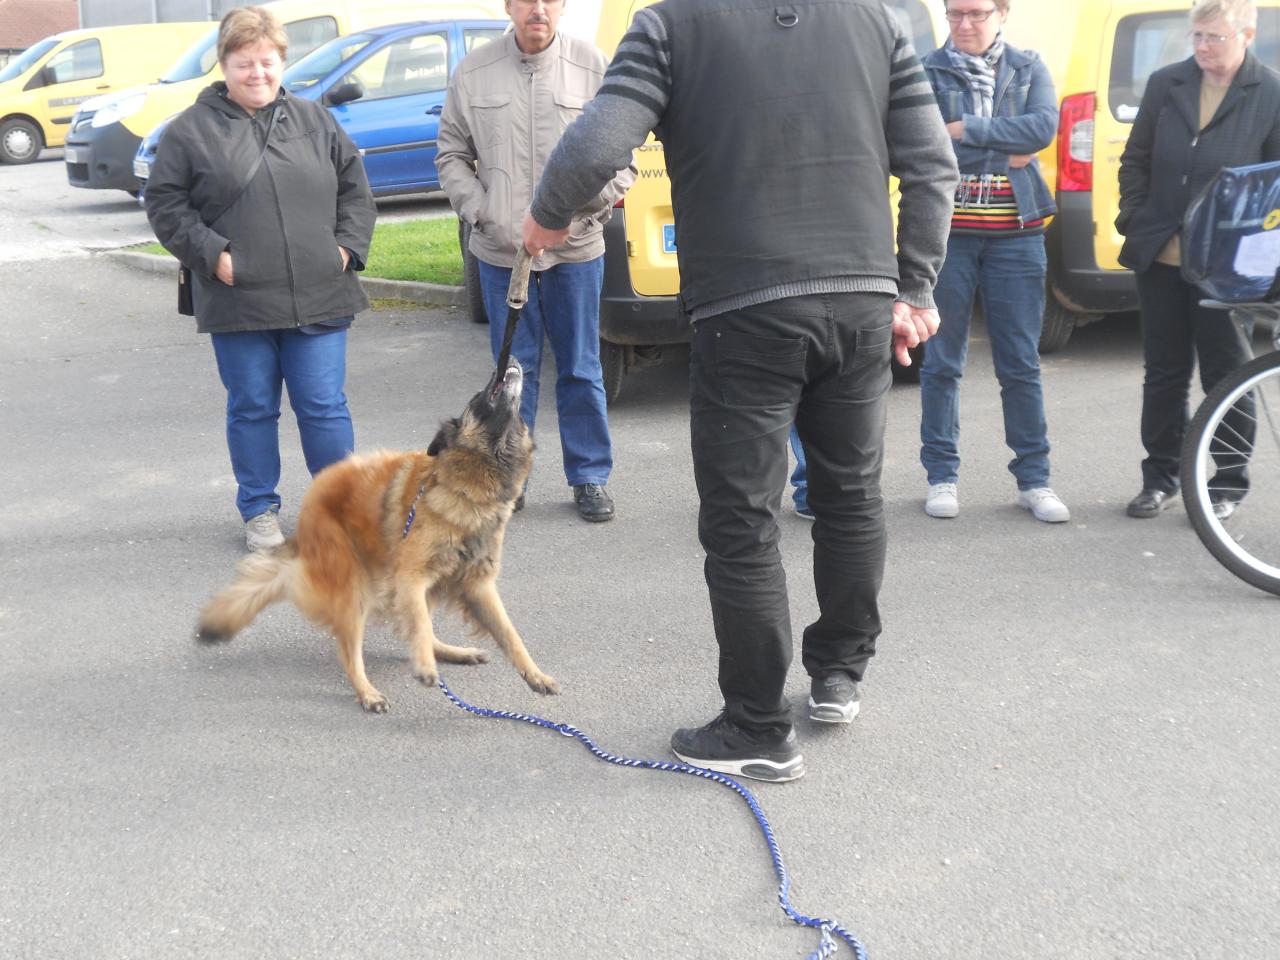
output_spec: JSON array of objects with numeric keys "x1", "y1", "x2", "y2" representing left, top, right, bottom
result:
[{"x1": 103, "y1": 250, "x2": 467, "y2": 308}]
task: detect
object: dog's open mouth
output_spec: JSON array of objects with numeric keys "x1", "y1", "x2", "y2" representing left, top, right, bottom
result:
[{"x1": 489, "y1": 360, "x2": 523, "y2": 400}]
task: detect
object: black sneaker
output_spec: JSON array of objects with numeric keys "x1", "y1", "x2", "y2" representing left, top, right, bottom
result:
[
  {"x1": 670, "y1": 712, "x2": 804, "y2": 782},
  {"x1": 573, "y1": 483, "x2": 615, "y2": 522},
  {"x1": 808, "y1": 673, "x2": 860, "y2": 724}
]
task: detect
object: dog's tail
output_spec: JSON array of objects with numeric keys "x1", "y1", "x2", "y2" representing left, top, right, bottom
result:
[{"x1": 197, "y1": 540, "x2": 300, "y2": 643}]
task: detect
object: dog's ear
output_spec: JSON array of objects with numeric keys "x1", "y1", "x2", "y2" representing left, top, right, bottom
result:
[{"x1": 427, "y1": 419, "x2": 460, "y2": 457}]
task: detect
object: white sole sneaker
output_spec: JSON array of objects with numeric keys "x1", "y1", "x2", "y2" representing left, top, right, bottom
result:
[
  {"x1": 1016, "y1": 487, "x2": 1070, "y2": 523},
  {"x1": 808, "y1": 696, "x2": 861, "y2": 724},
  {"x1": 670, "y1": 748, "x2": 806, "y2": 783}
]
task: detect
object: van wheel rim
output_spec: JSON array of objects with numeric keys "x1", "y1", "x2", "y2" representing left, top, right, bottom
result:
[{"x1": 4, "y1": 127, "x2": 35, "y2": 160}]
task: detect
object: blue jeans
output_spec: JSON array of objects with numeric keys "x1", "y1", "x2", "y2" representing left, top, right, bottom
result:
[
  {"x1": 789, "y1": 427, "x2": 808, "y2": 511},
  {"x1": 477, "y1": 257, "x2": 612, "y2": 486},
  {"x1": 211, "y1": 328, "x2": 354, "y2": 521},
  {"x1": 920, "y1": 232, "x2": 1052, "y2": 490}
]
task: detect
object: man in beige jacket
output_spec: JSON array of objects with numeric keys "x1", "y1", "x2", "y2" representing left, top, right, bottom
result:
[{"x1": 437, "y1": 0, "x2": 636, "y2": 522}]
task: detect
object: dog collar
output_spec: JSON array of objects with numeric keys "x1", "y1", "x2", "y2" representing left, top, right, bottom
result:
[{"x1": 402, "y1": 481, "x2": 426, "y2": 539}]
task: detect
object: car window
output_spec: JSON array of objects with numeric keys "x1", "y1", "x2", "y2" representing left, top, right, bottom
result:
[
  {"x1": 27, "y1": 38, "x2": 103, "y2": 88},
  {"x1": 464, "y1": 28, "x2": 507, "y2": 53},
  {"x1": 161, "y1": 28, "x2": 218, "y2": 83},
  {"x1": 286, "y1": 16, "x2": 339, "y2": 63},
  {"x1": 1110, "y1": 9, "x2": 1280, "y2": 122},
  {"x1": 886, "y1": 0, "x2": 938, "y2": 56},
  {"x1": 347, "y1": 33, "x2": 449, "y2": 101},
  {"x1": 283, "y1": 32, "x2": 374, "y2": 92},
  {"x1": 0, "y1": 37, "x2": 58, "y2": 83}
]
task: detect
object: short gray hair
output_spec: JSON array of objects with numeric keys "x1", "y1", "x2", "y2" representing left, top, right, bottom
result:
[{"x1": 1190, "y1": 0, "x2": 1258, "y2": 29}]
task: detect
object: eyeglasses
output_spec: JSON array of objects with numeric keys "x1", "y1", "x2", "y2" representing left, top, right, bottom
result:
[
  {"x1": 1187, "y1": 29, "x2": 1242, "y2": 48},
  {"x1": 945, "y1": 8, "x2": 998, "y2": 23}
]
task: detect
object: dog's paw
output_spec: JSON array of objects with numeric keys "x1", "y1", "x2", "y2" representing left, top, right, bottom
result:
[
  {"x1": 195, "y1": 624, "x2": 231, "y2": 644},
  {"x1": 359, "y1": 690, "x2": 389, "y2": 713},
  {"x1": 413, "y1": 667, "x2": 439, "y2": 688},
  {"x1": 524, "y1": 671, "x2": 560, "y2": 696},
  {"x1": 456, "y1": 647, "x2": 489, "y2": 665}
]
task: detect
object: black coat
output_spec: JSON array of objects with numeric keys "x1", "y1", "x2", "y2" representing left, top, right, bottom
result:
[
  {"x1": 145, "y1": 83, "x2": 376, "y2": 333},
  {"x1": 1117, "y1": 52, "x2": 1280, "y2": 274}
]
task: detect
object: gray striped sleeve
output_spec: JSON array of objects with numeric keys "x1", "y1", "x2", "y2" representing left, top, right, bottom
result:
[
  {"x1": 884, "y1": 18, "x2": 959, "y2": 308},
  {"x1": 531, "y1": 9, "x2": 671, "y2": 230}
]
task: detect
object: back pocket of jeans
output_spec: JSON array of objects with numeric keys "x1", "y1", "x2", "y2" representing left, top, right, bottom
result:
[
  {"x1": 837, "y1": 320, "x2": 893, "y2": 401},
  {"x1": 713, "y1": 330, "x2": 807, "y2": 407}
]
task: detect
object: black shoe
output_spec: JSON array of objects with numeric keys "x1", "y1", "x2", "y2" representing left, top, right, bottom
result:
[
  {"x1": 1126, "y1": 488, "x2": 1177, "y2": 518},
  {"x1": 808, "y1": 672, "x2": 861, "y2": 724},
  {"x1": 670, "y1": 712, "x2": 804, "y2": 782},
  {"x1": 573, "y1": 483, "x2": 615, "y2": 522}
]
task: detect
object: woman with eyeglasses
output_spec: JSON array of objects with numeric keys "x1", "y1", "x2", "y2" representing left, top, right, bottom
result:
[
  {"x1": 916, "y1": 0, "x2": 1069, "y2": 523},
  {"x1": 1117, "y1": 0, "x2": 1280, "y2": 520}
]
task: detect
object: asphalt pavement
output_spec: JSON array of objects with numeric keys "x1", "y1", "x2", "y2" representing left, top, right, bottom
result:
[{"x1": 2, "y1": 165, "x2": 1279, "y2": 960}]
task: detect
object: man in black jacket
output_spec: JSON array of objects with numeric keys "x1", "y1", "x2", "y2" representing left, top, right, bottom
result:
[{"x1": 522, "y1": 0, "x2": 957, "y2": 781}]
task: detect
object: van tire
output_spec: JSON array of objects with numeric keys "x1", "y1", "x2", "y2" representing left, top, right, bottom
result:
[
  {"x1": 0, "y1": 118, "x2": 42, "y2": 165},
  {"x1": 601, "y1": 339, "x2": 625, "y2": 404},
  {"x1": 457, "y1": 220, "x2": 487, "y2": 325},
  {"x1": 1040, "y1": 296, "x2": 1079, "y2": 354}
]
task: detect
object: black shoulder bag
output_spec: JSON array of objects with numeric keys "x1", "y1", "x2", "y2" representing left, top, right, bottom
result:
[{"x1": 178, "y1": 103, "x2": 283, "y2": 316}]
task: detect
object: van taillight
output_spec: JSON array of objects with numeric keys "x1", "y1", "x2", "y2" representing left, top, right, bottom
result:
[
  {"x1": 614, "y1": 198, "x2": 624, "y2": 208},
  {"x1": 1057, "y1": 92, "x2": 1096, "y2": 192}
]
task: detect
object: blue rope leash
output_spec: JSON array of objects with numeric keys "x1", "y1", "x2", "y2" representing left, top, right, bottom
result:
[{"x1": 438, "y1": 676, "x2": 868, "y2": 960}]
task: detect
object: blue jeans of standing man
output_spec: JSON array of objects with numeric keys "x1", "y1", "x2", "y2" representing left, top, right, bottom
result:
[
  {"x1": 211, "y1": 328, "x2": 355, "y2": 521},
  {"x1": 920, "y1": 232, "x2": 1052, "y2": 490},
  {"x1": 477, "y1": 257, "x2": 612, "y2": 487}
]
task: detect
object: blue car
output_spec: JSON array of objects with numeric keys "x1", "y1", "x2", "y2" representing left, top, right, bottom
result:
[{"x1": 135, "y1": 19, "x2": 507, "y2": 200}]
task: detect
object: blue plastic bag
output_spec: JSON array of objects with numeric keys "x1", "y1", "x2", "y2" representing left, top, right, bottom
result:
[{"x1": 1182, "y1": 160, "x2": 1280, "y2": 303}]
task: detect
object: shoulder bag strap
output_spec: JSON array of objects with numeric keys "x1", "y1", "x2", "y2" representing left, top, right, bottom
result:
[{"x1": 200, "y1": 100, "x2": 284, "y2": 227}]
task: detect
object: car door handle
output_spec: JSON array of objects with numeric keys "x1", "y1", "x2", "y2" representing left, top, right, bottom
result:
[
  {"x1": 425, "y1": 105, "x2": 443, "y2": 116},
  {"x1": 96, "y1": 84, "x2": 110, "y2": 89}
]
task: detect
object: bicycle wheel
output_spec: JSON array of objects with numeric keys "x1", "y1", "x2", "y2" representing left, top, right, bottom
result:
[{"x1": 1181, "y1": 351, "x2": 1280, "y2": 596}]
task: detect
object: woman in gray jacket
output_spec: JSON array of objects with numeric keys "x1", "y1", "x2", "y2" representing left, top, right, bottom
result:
[{"x1": 146, "y1": 6, "x2": 375, "y2": 551}]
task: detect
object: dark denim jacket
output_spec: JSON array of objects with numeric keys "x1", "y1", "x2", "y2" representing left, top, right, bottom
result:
[{"x1": 922, "y1": 43, "x2": 1058, "y2": 224}]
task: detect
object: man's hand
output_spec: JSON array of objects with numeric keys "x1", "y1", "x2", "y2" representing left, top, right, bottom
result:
[
  {"x1": 891, "y1": 300, "x2": 940, "y2": 367},
  {"x1": 1008, "y1": 153, "x2": 1034, "y2": 169},
  {"x1": 215, "y1": 250, "x2": 234, "y2": 286},
  {"x1": 946, "y1": 120, "x2": 964, "y2": 140},
  {"x1": 522, "y1": 210, "x2": 571, "y2": 257},
  {"x1": 338, "y1": 245, "x2": 351, "y2": 270}
]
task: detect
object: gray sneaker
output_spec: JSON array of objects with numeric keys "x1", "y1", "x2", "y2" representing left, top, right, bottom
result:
[
  {"x1": 245, "y1": 511, "x2": 284, "y2": 552},
  {"x1": 808, "y1": 673, "x2": 861, "y2": 724}
]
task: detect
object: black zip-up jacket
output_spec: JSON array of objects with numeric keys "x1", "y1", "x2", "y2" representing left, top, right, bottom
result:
[
  {"x1": 145, "y1": 83, "x2": 375, "y2": 333},
  {"x1": 1117, "y1": 52, "x2": 1280, "y2": 273}
]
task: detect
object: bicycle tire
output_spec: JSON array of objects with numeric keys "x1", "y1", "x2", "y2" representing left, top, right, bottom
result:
[{"x1": 1181, "y1": 351, "x2": 1280, "y2": 596}]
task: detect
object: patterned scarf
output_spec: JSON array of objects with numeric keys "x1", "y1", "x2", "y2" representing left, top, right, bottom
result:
[{"x1": 944, "y1": 32, "x2": 1005, "y2": 118}]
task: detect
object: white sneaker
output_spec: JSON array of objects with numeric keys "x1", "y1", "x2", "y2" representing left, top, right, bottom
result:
[
  {"x1": 1016, "y1": 487, "x2": 1070, "y2": 523},
  {"x1": 924, "y1": 482, "x2": 959, "y2": 518},
  {"x1": 245, "y1": 511, "x2": 285, "y2": 551}
]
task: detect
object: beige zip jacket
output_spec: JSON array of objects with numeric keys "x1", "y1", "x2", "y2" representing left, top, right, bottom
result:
[{"x1": 437, "y1": 31, "x2": 636, "y2": 270}]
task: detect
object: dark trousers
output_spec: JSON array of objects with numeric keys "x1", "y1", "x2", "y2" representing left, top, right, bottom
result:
[
  {"x1": 1136, "y1": 263, "x2": 1253, "y2": 495},
  {"x1": 688, "y1": 292, "x2": 893, "y2": 737}
]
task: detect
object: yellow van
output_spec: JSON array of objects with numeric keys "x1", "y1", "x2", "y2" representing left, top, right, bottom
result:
[
  {"x1": 0, "y1": 21, "x2": 208, "y2": 164},
  {"x1": 588, "y1": 0, "x2": 950, "y2": 399},
  {"x1": 64, "y1": 0, "x2": 504, "y2": 194},
  {"x1": 1008, "y1": 0, "x2": 1280, "y2": 349}
]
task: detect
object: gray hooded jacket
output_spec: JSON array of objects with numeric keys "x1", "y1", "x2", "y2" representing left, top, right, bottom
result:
[{"x1": 146, "y1": 83, "x2": 376, "y2": 333}]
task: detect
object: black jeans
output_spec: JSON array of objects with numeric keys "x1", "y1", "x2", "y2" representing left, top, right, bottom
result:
[
  {"x1": 1136, "y1": 263, "x2": 1254, "y2": 495},
  {"x1": 688, "y1": 292, "x2": 894, "y2": 737}
]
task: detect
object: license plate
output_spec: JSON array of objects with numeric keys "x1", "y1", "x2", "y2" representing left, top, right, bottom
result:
[
  {"x1": 133, "y1": 159, "x2": 149, "y2": 179},
  {"x1": 662, "y1": 224, "x2": 676, "y2": 254},
  {"x1": 64, "y1": 146, "x2": 85, "y2": 164}
]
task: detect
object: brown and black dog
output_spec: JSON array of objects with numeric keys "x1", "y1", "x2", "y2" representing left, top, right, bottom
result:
[{"x1": 196, "y1": 361, "x2": 558, "y2": 712}]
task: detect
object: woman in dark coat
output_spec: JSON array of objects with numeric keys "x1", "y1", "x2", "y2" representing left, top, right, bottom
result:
[
  {"x1": 1117, "y1": 0, "x2": 1280, "y2": 520},
  {"x1": 146, "y1": 5, "x2": 375, "y2": 551}
]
